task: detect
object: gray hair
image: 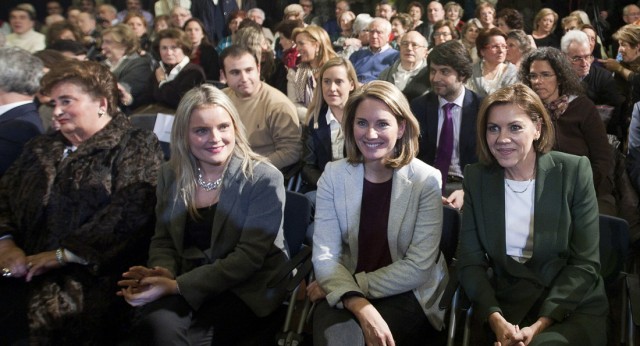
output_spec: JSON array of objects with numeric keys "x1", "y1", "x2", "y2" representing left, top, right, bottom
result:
[
  {"x1": 353, "y1": 13, "x2": 373, "y2": 34},
  {"x1": 0, "y1": 47, "x2": 44, "y2": 95},
  {"x1": 369, "y1": 17, "x2": 392, "y2": 35},
  {"x1": 247, "y1": 8, "x2": 266, "y2": 21},
  {"x1": 560, "y1": 29, "x2": 589, "y2": 53}
]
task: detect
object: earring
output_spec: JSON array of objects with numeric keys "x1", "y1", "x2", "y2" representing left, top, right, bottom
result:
[{"x1": 98, "y1": 109, "x2": 105, "y2": 117}]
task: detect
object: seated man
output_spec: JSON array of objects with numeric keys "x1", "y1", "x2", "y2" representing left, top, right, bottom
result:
[
  {"x1": 561, "y1": 30, "x2": 625, "y2": 133},
  {"x1": 410, "y1": 40, "x2": 482, "y2": 204},
  {"x1": 0, "y1": 47, "x2": 44, "y2": 176},
  {"x1": 378, "y1": 30, "x2": 430, "y2": 102},
  {"x1": 349, "y1": 18, "x2": 399, "y2": 83},
  {"x1": 6, "y1": 5, "x2": 45, "y2": 53},
  {"x1": 221, "y1": 45, "x2": 301, "y2": 172}
]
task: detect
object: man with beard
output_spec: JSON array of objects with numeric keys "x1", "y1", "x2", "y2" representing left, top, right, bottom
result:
[{"x1": 410, "y1": 40, "x2": 482, "y2": 203}]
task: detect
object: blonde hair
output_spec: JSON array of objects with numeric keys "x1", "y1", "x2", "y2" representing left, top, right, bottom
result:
[
  {"x1": 292, "y1": 26, "x2": 338, "y2": 67},
  {"x1": 343, "y1": 80, "x2": 419, "y2": 168},
  {"x1": 476, "y1": 83, "x2": 554, "y2": 165},
  {"x1": 169, "y1": 84, "x2": 268, "y2": 217},
  {"x1": 613, "y1": 24, "x2": 640, "y2": 47},
  {"x1": 307, "y1": 57, "x2": 358, "y2": 128},
  {"x1": 534, "y1": 8, "x2": 559, "y2": 33}
]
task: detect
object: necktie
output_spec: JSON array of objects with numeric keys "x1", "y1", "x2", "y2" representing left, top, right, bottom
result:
[{"x1": 434, "y1": 103, "x2": 455, "y2": 194}]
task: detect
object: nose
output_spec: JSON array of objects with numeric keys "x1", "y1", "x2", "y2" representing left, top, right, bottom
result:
[
  {"x1": 365, "y1": 126, "x2": 378, "y2": 139},
  {"x1": 496, "y1": 129, "x2": 511, "y2": 143},
  {"x1": 53, "y1": 104, "x2": 64, "y2": 117}
]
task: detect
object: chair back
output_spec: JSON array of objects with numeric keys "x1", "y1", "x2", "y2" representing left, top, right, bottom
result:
[
  {"x1": 283, "y1": 190, "x2": 313, "y2": 257},
  {"x1": 440, "y1": 205, "x2": 461, "y2": 265},
  {"x1": 599, "y1": 214, "x2": 630, "y2": 285}
]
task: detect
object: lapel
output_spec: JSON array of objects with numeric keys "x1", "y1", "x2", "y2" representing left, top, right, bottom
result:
[
  {"x1": 316, "y1": 105, "x2": 333, "y2": 159},
  {"x1": 459, "y1": 89, "x2": 476, "y2": 163},
  {"x1": 425, "y1": 93, "x2": 440, "y2": 162},
  {"x1": 344, "y1": 163, "x2": 364, "y2": 260},
  {"x1": 167, "y1": 174, "x2": 187, "y2": 256},
  {"x1": 386, "y1": 164, "x2": 413, "y2": 259},
  {"x1": 531, "y1": 153, "x2": 563, "y2": 262}
]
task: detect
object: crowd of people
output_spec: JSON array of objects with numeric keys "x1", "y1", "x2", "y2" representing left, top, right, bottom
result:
[{"x1": 1, "y1": 0, "x2": 640, "y2": 345}]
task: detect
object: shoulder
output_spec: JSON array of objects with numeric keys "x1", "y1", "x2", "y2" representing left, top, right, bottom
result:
[
  {"x1": 260, "y1": 84, "x2": 297, "y2": 110},
  {"x1": 464, "y1": 88, "x2": 483, "y2": 105},
  {"x1": 404, "y1": 158, "x2": 441, "y2": 182}
]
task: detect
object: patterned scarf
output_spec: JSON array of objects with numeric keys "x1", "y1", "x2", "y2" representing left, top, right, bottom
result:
[{"x1": 544, "y1": 94, "x2": 569, "y2": 119}]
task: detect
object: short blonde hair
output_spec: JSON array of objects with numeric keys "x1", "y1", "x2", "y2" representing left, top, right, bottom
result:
[
  {"x1": 343, "y1": 80, "x2": 419, "y2": 168},
  {"x1": 476, "y1": 83, "x2": 554, "y2": 166},
  {"x1": 292, "y1": 26, "x2": 338, "y2": 66},
  {"x1": 534, "y1": 8, "x2": 559, "y2": 33}
]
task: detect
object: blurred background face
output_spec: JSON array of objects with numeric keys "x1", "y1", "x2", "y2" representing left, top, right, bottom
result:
[
  {"x1": 101, "y1": 33, "x2": 126, "y2": 62},
  {"x1": 433, "y1": 26, "x2": 453, "y2": 46},
  {"x1": 446, "y1": 6, "x2": 460, "y2": 21},
  {"x1": 563, "y1": 19, "x2": 580, "y2": 33},
  {"x1": 185, "y1": 21, "x2": 204, "y2": 45},
  {"x1": 409, "y1": 6, "x2": 422, "y2": 23},
  {"x1": 159, "y1": 38, "x2": 185, "y2": 65},
  {"x1": 368, "y1": 22, "x2": 388, "y2": 50},
  {"x1": 278, "y1": 35, "x2": 293, "y2": 50},
  {"x1": 126, "y1": 0, "x2": 141, "y2": 12},
  {"x1": 335, "y1": 1, "x2": 348, "y2": 19},
  {"x1": 427, "y1": 2, "x2": 444, "y2": 24},
  {"x1": 582, "y1": 28, "x2": 597, "y2": 53},
  {"x1": 295, "y1": 33, "x2": 319, "y2": 63},
  {"x1": 171, "y1": 9, "x2": 191, "y2": 28},
  {"x1": 47, "y1": 1, "x2": 63, "y2": 15},
  {"x1": 249, "y1": 11, "x2": 264, "y2": 24},
  {"x1": 340, "y1": 13, "x2": 354, "y2": 32},
  {"x1": 391, "y1": 19, "x2": 406, "y2": 36},
  {"x1": 358, "y1": 29, "x2": 370, "y2": 45},
  {"x1": 300, "y1": 0, "x2": 313, "y2": 16},
  {"x1": 400, "y1": 32, "x2": 427, "y2": 65},
  {"x1": 464, "y1": 25, "x2": 479, "y2": 43},
  {"x1": 228, "y1": 17, "x2": 243, "y2": 34},
  {"x1": 379, "y1": 4, "x2": 394, "y2": 21},
  {"x1": 497, "y1": 17, "x2": 510, "y2": 33},
  {"x1": 77, "y1": 13, "x2": 96, "y2": 34},
  {"x1": 479, "y1": 7, "x2": 494, "y2": 27},
  {"x1": 481, "y1": 35, "x2": 507, "y2": 64},
  {"x1": 155, "y1": 19, "x2": 169, "y2": 32},
  {"x1": 505, "y1": 37, "x2": 521, "y2": 64},
  {"x1": 126, "y1": 16, "x2": 146, "y2": 37},
  {"x1": 618, "y1": 40, "x2": 640, "y2": 62},
  {"x1": 9, "y1": 10, "x2": 33, "y2": 34},
  {"x1": 537, "y1": 14, "x2": 555, "y2": 33}
]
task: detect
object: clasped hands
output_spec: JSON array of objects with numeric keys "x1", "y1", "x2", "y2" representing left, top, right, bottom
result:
[
  {"x1": 117, "y1": 266, "x2": 178, "y2": 307},
  {"x1": 489, "y1": 312, "x2": 551, "y2": 346}
]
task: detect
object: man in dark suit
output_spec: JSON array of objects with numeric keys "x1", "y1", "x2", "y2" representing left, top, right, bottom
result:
[
  {"x1": 410, "y1": 40, "x2": 482, "y2": 204},
  {"x1": 0, "y1": 47, "x2": 44, "y2": 176}
]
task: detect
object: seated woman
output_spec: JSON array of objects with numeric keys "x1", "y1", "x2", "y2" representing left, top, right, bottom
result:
[
  {"x1": 118, "y1": 85, "x2": 288, "y2": 345},
  {"x1": 310, "y1": 81, "x2": 448, "y2": 345},
  {"x1": 444, "y1": 1, "x2": 464, "y2": 34},
  {"x1": 0, "y1": 60, "x2": 162, "y2": 344},
  {"x1": 101, "y1": 24, "x2": 152, "y2": 113},
  {"x1": 475, "y1": 1, "x2": 496, "y2": 30},
  {"x1": 140, "y1": 28, "x2": 206, "y2": 112},
  {"x1": 457, "y1": 83, "x2": 608, "y2": 345},
  {"x1": 459, "y1": 19, "x2": 481, "y2": 63},
  {"x1": 124, "y1": 12, "x2": 152, "y2": 54},
  {"x1": 506, "y1": 29, "x2": 534, "y2": 69},
  {"x1": 184, "y1": 18, "x2": 220, "y2": 81},
  {"x1": 430, "y1": 19, "x2": 459, "y2": 48},
  {"x1": 389, "y1": 13, "x2": 413, "y2": 50},
  {"x1": 531, "y1": 8, "x2": 560, "y2": 48},
  {"x1": 520, "y1": 47, "x2": 616, "y2": 215},
  {"x1": 302, "y1": 57, "x2": 358, "y2": 191},
  {"x1": 467, "y1": 28, "x2": 519, "y2": 98}
]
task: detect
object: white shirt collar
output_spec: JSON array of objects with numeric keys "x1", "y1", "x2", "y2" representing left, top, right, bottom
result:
[{"x1": 438, "y1": 87, "x2": 465, "y2": 109}]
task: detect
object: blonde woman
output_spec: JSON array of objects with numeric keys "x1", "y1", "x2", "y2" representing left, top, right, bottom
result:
[{"x1": 532, "y1": 8, "x2": 560, "y2": 48}]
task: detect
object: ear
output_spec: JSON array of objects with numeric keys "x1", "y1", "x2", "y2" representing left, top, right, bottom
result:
[{"x1": 397, "y1": 119, "x2": 406, "y2": 139}]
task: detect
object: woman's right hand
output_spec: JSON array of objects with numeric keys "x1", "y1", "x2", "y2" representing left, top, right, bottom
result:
[
  {"x1": 117, "y1": 266, "x2": 173, "y2": 291},
  {"x1": 489, "y1": 312, "x2": 524, "y2": 346},
  {"x1": 0, "y1": 239, "x2": 28, "y2": 278},
  {"x1": 345, "y1": 296, "x2": 395, "y2": 346}
]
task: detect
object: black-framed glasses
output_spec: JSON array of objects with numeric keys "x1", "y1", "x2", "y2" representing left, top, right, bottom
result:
[{"x1": 569, "y1": 55, "x2": 594, "y2": 64}]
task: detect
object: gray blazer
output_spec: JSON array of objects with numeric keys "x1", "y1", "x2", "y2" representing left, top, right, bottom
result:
[
  {"x1": 148, "y1": 156, "x2": 288, "y2": 317},
  {"x1": 312, "y1": 158, "x2": 448, "y2": 329}
]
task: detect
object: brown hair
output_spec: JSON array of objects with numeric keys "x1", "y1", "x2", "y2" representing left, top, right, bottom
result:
[{"x1": 155, "y1": 28, "x2": 193, "y2": 56}]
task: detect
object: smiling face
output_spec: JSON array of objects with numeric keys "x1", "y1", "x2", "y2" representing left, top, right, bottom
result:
[
  {"x1": 353, "y1": 98, "x2": 405, "y2": 165},
  {"x1": 188, "y1": 105, "x2": 236, "y2": 170},
  {"x1": 486, "y1": 103, "x2": 540, "y2": 177},
  {"x1": 159, "y1": 38, "x2": 186, "y2": 65},
  {"x1": 430, "y1": 63, "x2": 464, "y2": 101},
  {"x1": 295, "y1": 32, "x2": 319, "y2": 64},
  {"x1": 321, "y1": 65, "x2": 354, "y2": 111},
  {"x1": 481, "y1": 35, "x2": 507, "y2": 64},
  {"x1": 618, "y1": 40, "x2": 640, "y2": 62},
  {"x1": 446, "y1": 6, "x2": 460, "y2": 21},
  {"x1": 529, "y1": 59, "x2": 560, "y2": 103},
  {"x1": 50, "y1": 82, "x2": 110, "y2": 144},
  {"x1": 185, "y1": 21, "x2": 204, "y2": 46},
  {"x1": 222, "y1": 52, "x2": 261, "y2": 98}
]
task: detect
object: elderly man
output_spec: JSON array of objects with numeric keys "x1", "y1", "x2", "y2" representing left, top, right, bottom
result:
[
  {"x1": 97, "y1": 4, "x2": 118, "y2": 28},
  {"x1": 561, "y1": 30, "x2": 625, "y2": 134},
  {"x1": 247, "y1": 8, "x2": 275, "y2": 44},
  {"x1": 623, "y1": 4, "x2": 640, "y2": 24},
  {"x1": 349, "y1": 18, "x2": 399, "y2": 83},
  {"x1": 169, "y1": 6, "x2": 192, "y2": 29},
  {"x1": 0, "y1": 47, "x2": 44, "y2": 176},
  {"x1": 378, "y1": 31, "x2": 430, "y2": 102},
  {"x1": 6, "y1": 5, "x2": 45, "y2": 53}
]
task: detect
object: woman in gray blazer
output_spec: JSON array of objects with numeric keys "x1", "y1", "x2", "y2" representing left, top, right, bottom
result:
[
  {"x1": 118, "y1": 85, "x2": 288, "y2": 345},
  {"x1": 310, "y1": 81, "x2": 448, "y2": 345}
]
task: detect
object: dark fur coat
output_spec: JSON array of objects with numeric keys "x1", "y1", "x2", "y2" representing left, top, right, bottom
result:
[{"x1": 0, "y1": 113, "x2": 163, "y2": 344}]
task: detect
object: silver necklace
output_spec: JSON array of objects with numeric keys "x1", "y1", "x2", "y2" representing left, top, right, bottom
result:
[
  {"x1": 505, "y1": 178, "x2": 534, "y2": 193},
  {"x1": 197, "y1": 167, "x2": 222, "y2": 191}
]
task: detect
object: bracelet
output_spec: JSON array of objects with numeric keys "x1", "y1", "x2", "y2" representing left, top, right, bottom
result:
[{"x1": 55, "y1": 248, "x2": 67, "y2": 266}]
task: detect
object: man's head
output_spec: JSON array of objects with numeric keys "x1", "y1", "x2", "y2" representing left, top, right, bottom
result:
[
  {"x1": 98, "y1": 4, "x2": 117, "y2": 27},
  {"x1": 248, "y1": 8, "x2": 266, "y2": 25},
  {"x1": 80, "y1": 0, "x2": 95, "y2": 13},
  {"x1": 126, "y1": 0, "x2": 142, "y2": 12},
  {"x1": 300, "y1": 0, "x2": 313, "y2": 17},
  {"x1": 428, "y1": 40, "x2": 472, "y2": 101},
  {"x1": 0, "y1": 47, "x2": 44, "y2": 98},
  {"x1": 220, "y1": 45, "x2": 262, "y2": 98},
  {"x1": 368, "y1": 18, "x2": 391, "y2": 52},
  {"x1": 561, "y1": 29, "x2": 592, "y2": 78},
  {"x1": 47, "y1": 1, "x2": 64, "y2": 16},
  {"x1": 335, "y1": 1, "x2": 350, "y2": 19},
  {"x1": 378, "y1": 1, "x2": 396, "y2": 21},
  {"x1": 170, "y1": 6, "x2": 192, "y2": 28},
  {"x1": 624, "y1": 4, "x2": 640, "y2": 24},
  {"x1": 77, "y1": 12, "x2": 96, "y2": 35},
  {"x1": 399, "y1": 31, "x2": 428, "y2": 67},
  {"x1": 426, "y1": 1, "x2": 445, "y2": 25}
]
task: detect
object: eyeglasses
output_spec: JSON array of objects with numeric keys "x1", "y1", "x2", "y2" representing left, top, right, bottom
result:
[
  {"x1": 486, "y1": 44, "x2": 507, "y2": 51},
  {"x1": 527, "y1": 72, "x2": 556, "y2": 81},
  {"x1": 400, "y1": 41, "x2": 426, "y2": 49},
  {"x1": 433, "y1": 32, "x2": 452, "y2": 38},
  {"x1": 569, "y1": 54, "x2": 594, "y2": 64}
]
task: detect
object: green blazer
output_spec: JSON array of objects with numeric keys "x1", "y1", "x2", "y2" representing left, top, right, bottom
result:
[
  {"x1": 457, "y1": 151, "x2": 608, "y2": 324},
  {"x1": 148, "y1": 156, "x2": 289, "y2": 317}
]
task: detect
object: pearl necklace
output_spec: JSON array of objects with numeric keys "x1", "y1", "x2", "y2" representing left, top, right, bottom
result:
[{"x1": 197, "y1": 167, "x2": 222, "y2": 191}]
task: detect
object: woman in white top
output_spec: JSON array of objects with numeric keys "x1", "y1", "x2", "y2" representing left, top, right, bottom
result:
[{"x1": 467, "y1": 27, "x2": 518, "y2": 97}]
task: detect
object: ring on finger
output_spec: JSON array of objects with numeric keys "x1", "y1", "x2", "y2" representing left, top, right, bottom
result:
[{"x1": 2, "y1": 267, "x2": 12, "y2": 277}]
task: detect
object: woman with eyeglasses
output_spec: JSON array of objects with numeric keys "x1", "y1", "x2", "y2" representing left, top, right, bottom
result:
[
  {"x1": 466, "y1": 28, "x2": 518, "y2": 98},
  {"x1": 520, "y1": 47, "x2": 616, "y2": 215},
  {"x1": 429, "y1": 19, "x2": 458, "y2": 48}
]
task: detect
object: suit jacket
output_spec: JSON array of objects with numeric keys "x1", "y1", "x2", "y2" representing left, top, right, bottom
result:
[
  {"x1": 148, "y1": 156, "x2": 289, "y2": 317},
  {"x1": 312, "y1": 158, "x2": 448, "y2": 329},
  {"x1": 0, "y1": 102, "x2": 43, "y2": 176},
  {"x1": 457, "y1": 152, "x2": 609, "y2": 325},
  {"x1": 378, "y1": 59, "x2": 431, "y2": 102},
  {"x1": 410, "y1": 88, "x2": 482, "y2": 171}
]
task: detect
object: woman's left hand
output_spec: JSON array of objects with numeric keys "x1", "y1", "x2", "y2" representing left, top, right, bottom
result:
[
  {"x1": 25, "y1": 251, "x2": 63, "y2": 282},
  {"x1": 306, "y1": 280, "x2": 327, "y2": 302},
  {"x1": 119, "y1": 276, "x2": 178, "y2": 307},
  {"x1": 597, "y1": 58, "x2": 621, "y2": 72}
]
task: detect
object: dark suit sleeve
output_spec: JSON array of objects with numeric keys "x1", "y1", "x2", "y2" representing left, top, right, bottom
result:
[
  {"x1": 538, "y1": 156, "x2": 602, "y2": 322},
  {"x1": 0, "y1": 120, "x2": 42, "y2": 176},
  {"x1": 457, "y1": 164, "x2": 503, "y2": 320},
  {"x1": 147, "y1": 165, "x2": 181, "y2": 276},
  {"x1": 118, "y1": 56, "x2": 153, "y2": 110}
]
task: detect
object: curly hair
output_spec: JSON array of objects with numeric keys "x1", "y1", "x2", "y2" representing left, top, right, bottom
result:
[
  {"x1": 518, "y1": 47, "x2": 584, "y2": 98},
  {"x1": 391, "y1": 13, "x2": 414, "y2": 32},
  {"x1": 496, "y1": 8, "x2": 524, "y2": 30}
]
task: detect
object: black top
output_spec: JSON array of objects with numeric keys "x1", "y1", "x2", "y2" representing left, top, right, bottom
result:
[
  {"x1": 184, "y1": 204, "x2": 217, "y2": 251},
  {"x1": 356, "y1": 178, "x2": 393, "y2": 273}
]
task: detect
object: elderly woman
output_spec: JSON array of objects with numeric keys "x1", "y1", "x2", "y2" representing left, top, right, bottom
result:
[
  {"x1": 124, "y1": 12, "x2": 151, "y2": 54},
  {"x1": 288, "y1": 25, "x2": 339, "y2": 123},
  {"x1": 459, "y1": 18, "x2": 481, "y2": 63},
  {"x1": 119, "y1": 85, "x2": 288, "y2": 345},
  {"x1": 333, "y1": 10, "x2": 356, "y2": 52},
  {"x1": 0, "y1": 60, "x2": 162, "y2": 344},
  {"x1": 379, "y1": 30, "x2": 430, "y2": 102},
  {"x1": 476, "y1": 1, "x2": 496, "y2": 29},
  {"x1": 458, "y1": 83, "x2": 608, "y2": 345},
  {"x1": 467, "y1": 27, "x2": 518, "y2": 98},
  {"x1": 444, "y1": 1, "x2": 464, "y2": 33},
  {"x1": 302, "y1": 57, "x2": 358, "y2": 190},
  {"x1": 390, "y1": 13, "x2": 413, "y2": 50},
  {"x1": 497, "y1": 8, "x2": 536, "y2": 50},
  {"x1": 184, "y1": 18, "x2": 220, "y2": 81},
  {"x1": 310, "y1": 81, "x2": 447, "y2": 345},
  {"x1": 339, "y1": 13, "x2": 373, "y2": 59},
  {"x1": 142, "y1": 28, "x2": 206, "y2": 111},
  {"x1": 506, "y1": 29, "x2": 534, "y2": 69},
  {"x1": 45, "y1": 20, "x2": 81, "y2": 48},
  {"x1": 101, "y1": 24, "x2": 152, "y2": 113},
  {"x1": 531, "y1": 8, "x2": 560, "y2": 48},
  {"x1": 431, "y1": 19, "x2": 459, "y2": 47},
  {"x1": 521, "y1": 47, "x2": 616, "y2": 215}
]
